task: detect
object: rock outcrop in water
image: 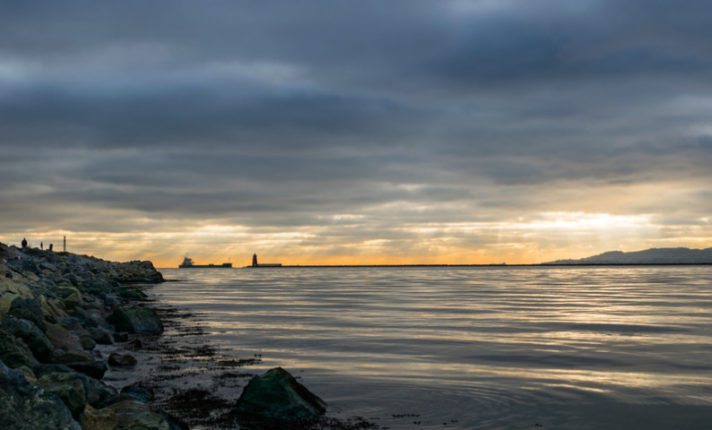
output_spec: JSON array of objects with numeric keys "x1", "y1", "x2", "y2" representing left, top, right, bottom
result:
[
  {"x1": 235, "y1": 367, "x2": 328, "y2": 422},
  {"x1": 0, "y1": 242, "x2": 184, "y2": 429}
]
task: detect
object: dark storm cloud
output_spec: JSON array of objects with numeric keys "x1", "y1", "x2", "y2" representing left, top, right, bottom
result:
[{"x1": 2, "y1": 0, "x2": 712, "y2": 243}]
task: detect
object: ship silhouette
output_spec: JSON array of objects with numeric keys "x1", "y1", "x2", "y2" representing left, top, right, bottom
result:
[{"x1": 179, "y1": 256, "x2": 232, "y2": 269}]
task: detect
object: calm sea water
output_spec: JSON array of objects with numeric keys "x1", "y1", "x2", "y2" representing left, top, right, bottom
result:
[{"x1": 154, "y1": 266, "x2": 712, "y2": 429}]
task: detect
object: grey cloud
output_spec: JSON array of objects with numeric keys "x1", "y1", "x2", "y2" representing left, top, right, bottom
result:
[{"x1": 2, "y1": 0, "x2": 712, "y2": 250}]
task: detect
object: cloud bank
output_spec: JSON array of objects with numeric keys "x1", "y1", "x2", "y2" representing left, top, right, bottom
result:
[{"x1": 1, "y1": 0, "x2": 711, "y2": 265}]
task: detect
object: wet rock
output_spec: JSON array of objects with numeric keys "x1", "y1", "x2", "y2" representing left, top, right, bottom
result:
[
  {"x1": 235, "y1": 367, "x2": 327, "y2": 421},
  {"x1": 107, "y1": 306, "x2": 164, "y2": 335},
  {"x1": 80, "y1": 334, "x2": 97, "y2": 351},
  {"x1": 88, "y1": 327, "x2": 113, "y2": 344},
  {"x1": 117, "y1": 287, "x2": 148, "y2": 300},
  {"x1": 103, "y1": 294, "x2": 123, "y2": 309},
  {"x1": 0, "y1": 277, "x2": 34, "y2": 317},
  {"x1": 0, "y1": 360, "x2": 80, "y2": 430},
  {"x1": 57, "y1": 286, "x2": 82, "y2": 310},
  {"x1": 36, "y1": 364, "x2": 116, "y2": 407},
  {"x1": 84, "y1": 400, "x2": 171, "y2": 430},
  {"x1": 109, "y1": 352, "x2": 137, "y2": 367},
  {"x1": 0, "y1": 330, "x2": 39, "y2": 369},
  {"x1": 121, "y1": 383, "x2": 155, "y2": 403},
  {"x1": 67, "y1": 360, "x2": 108, "y2": 379},
  {"x1": 15, "y1": 365, "x2": 37, "y2": 383},
  {"x1": 36, "y1": 371, "x2": 87, "y2": 418},
  {"x1": 126, "y1": 338, "x2": 143, "y2": 350},
  {"x1": 2, "y1": 316, "x2": 54, "y2": 362},
  {"x1": 84, "y1": 378, "x2": 118, "y2": 407},
  {"x1": 80, "y1": 404, "x2": 119, "y2": 430},
  {"x1": 113, "y1": 331, "x2": 129, "y2": 342},
  {"x1": 8, "y1": 298, "x2": 46, "y2": 331},
  {"x1": 45, "y1": 323, "x2": 94, "y2": 364}
]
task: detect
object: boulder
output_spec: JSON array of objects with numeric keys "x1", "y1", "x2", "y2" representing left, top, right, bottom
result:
[
  {"x1": 36, "y1": 371, "x2": 87, "y2": 418},
  {"x1": 235, "y1": 367, "x2": 327, "y2": 421},
  {"x1": 8, "y1": 298, "x2": 46, "y2": 331},
  {"x1": 113, "y1": 331, "x2": 129, "y2": 342},
  {"x1": 39, "y1": 296, "x2": 66, "y2": 324},
  {"x1": 108, "y1": 352, "x2": 137, "y2": 368},
  {"x1": 82, "y1": 375, "x2": 118, "y2": 407},
  {"x1": 45, "y1": 323, "x2": 94, "y2": 364},
  {"x1": 80, "y1": 404, "x2": 119, "y2": 430},
  {"x1": 117, "y1": 287, "x2": 148, "y2": 300},
  {"x1": 57, "y1": 286, "x2": 82, "y2": 310},
  {"x1": 80, "y1": 334, "x2": 97, "y2": 351},
  {"x1": 0, "y1": 330, "x2": 39, "y2": 369},
  {"x1": 0, "y1": 360, "x2": 80, "y2": 430},
  {"x1": 107, "y1": 306, "x2": 163, "y2": 335},
  {"x1": 0, "y1": 276, "x2": 34, "y2": 317},
  {"x1": 88, "y1": 327, "x2": 113, "y2": 344},
  {"x1": 35, "y1": 364, "x2": 115, "y2": 406},
  {"x1": 2, "y1": 316, "x2": 54, "y2": 361},
  {"x1": 15, "y1": 365, "x2": 37, "y2": 383},
  {"x1": 120, "y1": 383, "x2": 155, "y2": 403},
  {"x1": 126, "y1": 338, "x2": 143, "y2": 350},
  {"x1": 82, "y1": 400, "x2": 171, "y2": 430},
  {"x1": 67, "y1": 360, "x2": 108, "y2": 379}
]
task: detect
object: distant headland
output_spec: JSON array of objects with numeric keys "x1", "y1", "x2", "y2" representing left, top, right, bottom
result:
[{"x1": 544, "y1": 247, "x2": 712, "y2": 265}]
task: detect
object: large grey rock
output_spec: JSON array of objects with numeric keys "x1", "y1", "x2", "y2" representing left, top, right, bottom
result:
[
  {"x1": 0, "y1": 330, "x2": 39, "y2": 369},
  {"x1": 67, "y1": 360, "x2": 108, "y2": 379},
  {"x1": 1, "y1": 316, "x2": 53, "y2": 361},
  {"x1": 88, "y1": 327, "x2": 113, "y2": 344},
  {"x1": 0, "y1": 360, "x2": 80, "y2": 430},
  {"x1": 107, "y1": 306, "x2": 163, "y2": 334},
  {"x1": 108, "y1": 352, "x2": 137, "y2": 367},
  {"x1": 117, "y1": 287, "x2": 148, "y2": 300},
  {"x1": 120, "y1": 383, "x2": 155, "y2": 403},
  {"x1": 235, "y1": 367, "x2": 327, "y2": 421},
  {"x1": 45, "y1": 323, "x2": 94, "y2": 364},
  {"x1": 36, "y1": 371, "x2": 87, "y2": 418},
  {"x1": 8, "y1": 298, "x2": 46, "y2": 331},
  {"x1": 36, "y1": 364, "x2": 116, "y2": 407},
  {"x1": 81, "y1": 400, "x2": 171, "y2": 430}
]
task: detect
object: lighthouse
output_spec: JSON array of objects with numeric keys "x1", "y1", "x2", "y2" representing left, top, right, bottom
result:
[{"x1": 252, "y1": 254, "x2": 258, "y2": 267}]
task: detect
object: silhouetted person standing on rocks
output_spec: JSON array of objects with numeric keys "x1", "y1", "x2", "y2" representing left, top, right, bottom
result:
[
  {"x1": 49, "y1": 244, "x2": 54, "y2": 252},
  {"x1": 21, "y1": 238, "x2": 27, "y2": 249},
  {"x1": 40, "y1": 242, "x2": 43, "y2": 250}
]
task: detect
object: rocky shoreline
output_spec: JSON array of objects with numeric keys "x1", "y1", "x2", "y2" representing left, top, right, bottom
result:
[{"x1": 0, "y1": 242, "x2": 376, "y2": 430}]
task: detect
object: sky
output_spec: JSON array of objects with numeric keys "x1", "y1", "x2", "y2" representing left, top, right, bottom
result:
[{"x1": 1, "y1": 0, "x2": 711, "y2": 267}]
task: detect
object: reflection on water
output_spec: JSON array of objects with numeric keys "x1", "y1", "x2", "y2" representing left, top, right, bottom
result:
[{"x1": 154, "y1": 266, "x2": 712, "y2": 429}]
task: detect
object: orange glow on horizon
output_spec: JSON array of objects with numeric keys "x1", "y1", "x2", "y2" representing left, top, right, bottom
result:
[{"x1": 3, "y1": 211, "x2": 711, "y2": 268}]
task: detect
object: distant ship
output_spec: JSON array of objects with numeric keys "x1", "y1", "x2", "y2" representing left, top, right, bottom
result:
[{"x1": 179, "y1": 257, "x2": 232, "y2": 269}]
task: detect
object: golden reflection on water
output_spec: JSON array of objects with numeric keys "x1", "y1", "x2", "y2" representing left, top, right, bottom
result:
[{"x1": 155, "y1": 266, "x2": 712, "y2": 411}]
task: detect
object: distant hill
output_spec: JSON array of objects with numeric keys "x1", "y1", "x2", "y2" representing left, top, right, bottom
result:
[{"x1": 545, "y1": 247, "x2": 712, "y2": 265}]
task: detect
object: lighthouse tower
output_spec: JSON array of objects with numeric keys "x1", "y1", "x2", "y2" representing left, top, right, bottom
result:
[{"x1": 252, "y1": 254, "x2": 258, "y2": 267}]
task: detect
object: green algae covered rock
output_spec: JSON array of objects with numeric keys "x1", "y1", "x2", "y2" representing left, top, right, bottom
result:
[
  {"x1": 81, "y1": 400, "x2": 171, "y2": 430},
  {"x1": 235, "y1": 367, "x2": 327, "y2": 421},
  {"x1": 36, "y1": 371, "x2": 87, "y2": 418},
  {"x1": 0, "y1": 330, "x2": 39, "y2": 369},
  {"x1": 117, "y1": 287, "x2": 148, "y2": 300},
  {"x1": 2, "y1": 316, "x2": 54, "y2": 362},
  {"x1": 0, "y1": 361, "x2": 80, "y2": 430},
  {"x1": 8, "y1": 298, "x2": 46, "y2": 331},
  {"x1": 107, "y1": 306, "x2": 163, "y2": 334}
]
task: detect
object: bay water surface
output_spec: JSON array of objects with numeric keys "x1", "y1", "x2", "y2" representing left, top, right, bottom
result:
[{"x1": 155, "y1": 266, "x2": 712, "y2": 429}]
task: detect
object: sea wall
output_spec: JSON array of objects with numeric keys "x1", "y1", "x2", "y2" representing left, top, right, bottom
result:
[{"x1": 0, "y1": 242, "x2": 183, "y2": 429}]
